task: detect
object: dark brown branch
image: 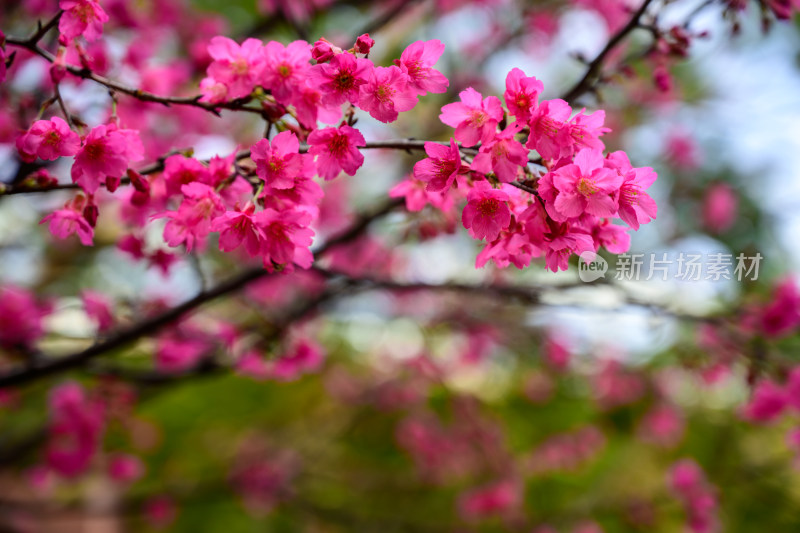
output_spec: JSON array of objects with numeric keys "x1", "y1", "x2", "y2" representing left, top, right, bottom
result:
[
  {"x1": 4, "y1": 38, "x2": 268, "y2": 117},
  {"x1": 0, "y1": 199, "x2": 402, "y2": 389},
  {"x1": 561, "y1": 0, "x2": 656, "y2": 105}
]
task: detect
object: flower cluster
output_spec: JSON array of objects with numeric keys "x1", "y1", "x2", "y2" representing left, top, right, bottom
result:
[
  {"x1": 397, "y1": 68, "x2": 657, "y2": 272},
  {"x1": 669, "y1": 459, "x2": 719, "y2": 533},
  {"x1": 198, "y1": 35, "x2": 447, "y2": 124}
]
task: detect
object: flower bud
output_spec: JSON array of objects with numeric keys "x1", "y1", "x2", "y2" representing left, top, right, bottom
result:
[
  {"x1": 311, "y1": 37, "x2": 340, "y2": 63},
  {"x1": 355, "y1": 33, "x2": 375, "y2": 55}
]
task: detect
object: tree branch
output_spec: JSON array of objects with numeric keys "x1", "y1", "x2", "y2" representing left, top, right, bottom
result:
[
  {"x1": 0, "y1": 199, "x2": 402, "y2": 389},
  {"x1": 560, "y1": 0, "x2": 656, "y2": 105}
]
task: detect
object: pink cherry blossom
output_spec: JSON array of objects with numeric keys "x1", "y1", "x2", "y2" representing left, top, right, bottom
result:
[
  {"x1": 0, "y1": 285, "x2": 48, "y2": 350},
  {"x1": 605, "y1": 151, "x2": 658, "y2": 230},
  {"x1": 46, "y1": 382, "x2": 104, "y2": 478},
  {"x1": 162, "y1": 154, "x2": 212, "y2": 196},
  {"x1": 527, "y1": 98, "x2": 572, "y2": 161},
  {"x1": 759, "y1": 278, "x2": 800, "y2": 337},
  {"x1": 251, "y1": 131, "x2": 314, "y2": 189},
  {"x1": 702, "y1": 183, "x2": 738, "y2": 234},
  {"x1": 397, "y1": 39, "x2": 449, "y2": 96},
  {"x1": 108, "y1": 453, "x2": 144, "y2": 484},
  {"x1": 269, "y1": 339, "x2": 324, "y2": 380},
  {"x1": 261, "y1": 40, "x2": 311, "y2": 102},
  {"x1": 290, "y1": 81, "x2": 342, "y2": 129},
  {"x1": 564, "y1": 109, "x2": 609, "y2": 156},
  {"x1": 412, "y1": 139, "x2": 462, "y2": 192},
  {"x1": 591, "y1": 219, "x2": 631, "y2": 253},
  {"x1": 458, "y1": 480, "x2": 520, "y2": 521},
  {"x1": 307, "y1": 125, "x2": 366, "y2": 180},
  {"x1": 309, "y1": 52, "x2": 373, "y2": 106},
  {"x1": 71, "y1": 124, "x2": 144, "y2": 194},
  {"x1": 311, "y1": 37, "x2": 340, "y2": 63},
  {"x1": 637, "y1": 404, "x2": 685, "y2": 447},
  {"x1": 211, "y1": 203, "x2": 266, "y2": 257},
  {"x1": 476, "y1": 226, "x2": 537, "y2": 270},
  {"x1": 504, "y1": 68, "x2": 543, "y2": 123},
  {"x1": 256, "y1": 208, "x2": 315, "y2": 271},
  {"x1": 156, "y1": 335, "x2": 209, "y2": 373},
  {"x1": 461, "y1": 182, "x2": 511, "y2": 242},
  {"x1": 16, "y1": 117, "x2": 80, "y2": 163},
  {"x1": 59, "y1": 0, "x2": 109, "y2": 42},
  {"x1": 470, "y1": 124, "x2": 528, "y2": 183},
  {"x1": 355, "y1": 33, "x2": 375, "y2": 54},
  {"x1": 551, "y1": 149, "x2": 623, "y2": 219},
  {"x1": 742, "y1": 379, "x2": 787, "y2": 423},
  {"x1": 157, "y1": 183, "x2": 225, "y2": 252},
  {"x1": 358, "y1": 65, "x2": 418, "y2": 123},
  {"x1": 82, "y1": 290, "x2": 114, "y2": 332},
  {"x1": 389, "y1": 175, "x2": 451, "y2": 212},
  {"x1": 205, "y1": 36, "x2": 265, "y2": 99},
  {"x1": 439, "y1": 87, "x2": 503, "y2": 147},
  {"x1": 40, "y1": 201, "x2": 95, "y2": 246}
]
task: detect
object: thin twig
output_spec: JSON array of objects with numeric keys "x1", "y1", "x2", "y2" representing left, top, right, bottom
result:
[{"x1": 561, "y1": 0, "x2": 657, "y2": 104}]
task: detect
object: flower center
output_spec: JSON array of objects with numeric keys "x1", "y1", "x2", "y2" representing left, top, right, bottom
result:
[
  {"x1": 328, "y1": 134, "x2": 350, "y2": 156},
  {"x1": 477, "y1": 198, "x2": 500, "y2": 217},
  {"x1": 83, "y1": 141, "x2": 105, "y2": 161},
  {"x1": 335, "y1": 70, "x2": 355, "y2": 91},
  {"x1": 577, "y1": 177, "x2": 598, "y2": 196},
  {"x1": 231, "y1": 58, "x2": 249, "y2": 76},
  {"x1": 375, "y1": 84, "x2": 395, "y2": 103}
]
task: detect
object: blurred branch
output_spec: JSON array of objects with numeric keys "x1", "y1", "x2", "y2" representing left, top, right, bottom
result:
[
  {"x1": 314, "y1": 266, "x2": 724, "y2": 323},
  {"x1": 0, "y1": 199, "x2": 402, "y2": 389},
  {"x1": 561, "y1": 0, "x2": 656, "y2": 105}
]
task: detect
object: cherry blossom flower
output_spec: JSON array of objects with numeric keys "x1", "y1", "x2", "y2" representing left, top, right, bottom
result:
[
  {"x1": 358, "y1": 65, "x2": 418, "y2": 123},
  {"x1": 355, "y1": 33, "x2": 375, "y2": 54},
  {"x1": 458, "y1": 480, "x2": 521, "y2": 521},
  {"x1": 108, "y1": 453, "x2": 145, "y2": 484},
  {"x1": 45, "y1": 382, "x2": 104, "y2": 478},
  {"x1": 71, "y1": 124, "x2": 144, "y2": 194},
  {"x1": 503, "y1": 68, "x2": 543, "y2": 123},
  {"x1": 256, "y1": 208, "x2": 315, "y2": 270},
  {"x1": 527, "y1": 98, "x2": 572, "y2": 161},
  {"x1": 307, "y1": 125, "x2": 366, "y2": 180},
  {"x1": 157, "y1": 183, "x2": 225, "y2": 252},
  {"x1": 439, "y1": 87, "x2": 503, "y2": 146},
  {"x1": 211, "y1": 203, "x2": 266, "y2": 257},
  {"x1": 262, "y1": 40, "x2": 311, "y2": 102},
  {"x1": 156, "y1": 335, "x2": 209, "y2": 373},
  {"x1": 470, "y1": 124, "x2": 528, "y2": 183},
  {"x1": 16, "y1": 117, "x2": 80, "y2": 163},
  {"x1": 605, "y1": 151, "x2": 658, "y2": 230},
  {"x1": 269, "y1": 339, "x2": 324, "y2": 380},
  {"x1": 397, "y1": 40, "x2": 449, "y2": 96},
  {"x1": 311, "y1": 37, "x2": 341, "y2": 63},
  {"x1": 742, "y1": 379, "x2": 787, "y2": 423},
  {"x1": 389, "y1": 175, "x2": 451, "y2": 212},
  {"x1": 551, "y1": 149, "x2": 623, "y2": 219},
  {"x1": 0, "y1": 285, "x2": 49, "y2": 350},
  {"x1": 309, "y1": 52, "x2": 373, "y2": 106},
  {"x1": 162, "y1": 154, "x2": 213, "y2": 196},
  {"x1": 205, "y1": 36, "x2": 265, "y2": 99},
  {"x1": 702, "y1": 183, "x2": 737, "y2": 234},
  {"x1": 461, "y1": 182, "x2": 511, "y2": 242},
  {"x1": 59, "y1": 0, "x2": 109, "y2": 42},
  {"x1": 413, "y1": 139, "x2": 462, "y2": 192},
  {"x1": 40, "y1": 201, "x2": 95, "y2": 246},
  {"x1": 251, "y1": 131, "x2": 314, "y2": 189},
  {"x1": 759, "y1": 278, "x2": 800, "y2": 337}
]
